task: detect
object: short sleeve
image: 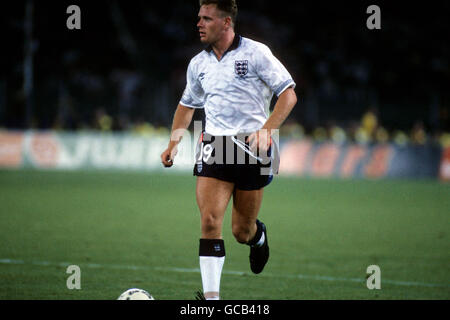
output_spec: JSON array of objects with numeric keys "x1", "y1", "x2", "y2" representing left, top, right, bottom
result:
[
  {"x1": 179, "y1": 60, "x2": 205, "y2": 109},
  {"x1": 255, "y1": 45, "x2": 296, "y2": 97}
]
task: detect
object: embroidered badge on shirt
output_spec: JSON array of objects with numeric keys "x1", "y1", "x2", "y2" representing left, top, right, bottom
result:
[{"x1": 235, "y1": 60, "x2": 248, "y2": 77}]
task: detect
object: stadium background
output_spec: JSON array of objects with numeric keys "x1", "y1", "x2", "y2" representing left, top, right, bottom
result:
[{"x1": 0, "y1": 0, "x2": 449, "y2": 300}]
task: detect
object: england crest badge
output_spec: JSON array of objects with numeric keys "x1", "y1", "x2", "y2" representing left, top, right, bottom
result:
[{"x1": 235, "y1": 60, "x2": 248, "y2": 77}]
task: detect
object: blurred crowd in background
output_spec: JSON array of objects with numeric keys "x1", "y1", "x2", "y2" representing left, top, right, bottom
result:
[{"x1": 2, "y1": 1, "x2": 449, "y2": 146}]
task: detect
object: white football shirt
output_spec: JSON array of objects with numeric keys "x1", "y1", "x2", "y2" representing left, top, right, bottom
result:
[{"x1": 180, "y1": 35, "x2": 296, "y2": 136}]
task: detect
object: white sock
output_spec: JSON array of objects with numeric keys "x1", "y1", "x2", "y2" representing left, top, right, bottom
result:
[
  {"x1": 199, "y1": 239, "x2": 225, "y2": 299},
  {"x1": 200, "y1": 256, "x2": 225, "y2": 295}
]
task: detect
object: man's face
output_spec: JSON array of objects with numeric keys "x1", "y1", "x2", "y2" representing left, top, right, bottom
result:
[{"x1": 197, "y1": 4, "x2": 228, "y2": 44}]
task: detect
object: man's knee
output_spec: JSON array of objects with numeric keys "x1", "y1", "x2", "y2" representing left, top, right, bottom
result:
[
  {"x1": 201, "y1": 213, "x2": 222, "y2": 235},
  {"x1": 232, "y1": 225, "x2": 252, "y2": 244}
]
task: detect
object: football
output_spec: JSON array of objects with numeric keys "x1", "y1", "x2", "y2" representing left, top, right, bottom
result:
[{"x1": 117, "y1": 288, "x2": 155, "y2": 300}]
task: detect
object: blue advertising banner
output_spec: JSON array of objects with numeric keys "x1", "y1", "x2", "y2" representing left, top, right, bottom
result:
[{"x1": 278, "y1": 140, "x2": 443, "y2": 179}]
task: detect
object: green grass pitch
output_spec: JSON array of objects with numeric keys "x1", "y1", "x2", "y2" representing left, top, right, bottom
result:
[{"x1": 0, "y1": 169, "x2": 449, "y2": 300}]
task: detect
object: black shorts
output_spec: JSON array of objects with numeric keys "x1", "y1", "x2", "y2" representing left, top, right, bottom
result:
[{"x1": 193, "y1": 132, "x2": 279, "y2": 190}]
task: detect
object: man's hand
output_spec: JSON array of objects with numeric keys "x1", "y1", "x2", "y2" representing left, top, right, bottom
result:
[
  {"x1": 246, "y1": 88, "x2": 297, "y2": 154},
  {"x1": 247, "y1": 129, "x2": 272, "y2": 153},
  {"x1": 161, "y1": 146, "x2": 178, "y2": 168},
  {"x1": 161, "y1": 104, "x2": 195, "y2": 168}
]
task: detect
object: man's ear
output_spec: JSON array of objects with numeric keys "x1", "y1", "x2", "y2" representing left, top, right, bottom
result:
[{"x1": 224, "y1": 16, "x2": 232, "y2": 30}]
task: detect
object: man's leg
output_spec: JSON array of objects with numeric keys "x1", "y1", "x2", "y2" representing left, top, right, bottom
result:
[
  {"x1": 196, "y1": 176, "x2": 234, "y2": 300},
  {"x1": 231, "y1": 188, "x2": 263, "y2": 244},
  {"x1": 231, "y1": 188, "x2": 269, "y2": 274}
]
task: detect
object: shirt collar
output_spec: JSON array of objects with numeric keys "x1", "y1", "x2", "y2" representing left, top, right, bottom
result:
[{"x1": 204, "y1": 34, "x2": 242, "y2": 54}]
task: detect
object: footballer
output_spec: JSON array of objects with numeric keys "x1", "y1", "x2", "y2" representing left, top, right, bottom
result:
[{"x1": 161, "y1": 0, "x2": 297, "y2": 300}]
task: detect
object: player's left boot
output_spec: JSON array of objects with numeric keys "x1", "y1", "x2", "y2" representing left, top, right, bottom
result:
[
  {"x1": 249, "y1": 220, "x2": 269, "y2": 274},
  {"x1": 195, "y1": 290, "x2": 206, "y2": 300}
]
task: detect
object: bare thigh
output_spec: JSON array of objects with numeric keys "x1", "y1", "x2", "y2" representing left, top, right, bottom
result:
[{"x1": 196, "y1": 176, "x2": 235, "y2": 239}]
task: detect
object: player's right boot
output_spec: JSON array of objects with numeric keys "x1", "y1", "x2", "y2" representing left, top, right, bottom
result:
[{"x1": 249, "y1": 220, "x2": 269, "y2": 274}]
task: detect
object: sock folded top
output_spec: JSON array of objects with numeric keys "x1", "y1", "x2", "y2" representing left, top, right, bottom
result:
[
  {"x1": 199, "y1": 239, "x2": 225, "y2": 257},
  {"x1": 246, "y1": 220, "x2": 264, "y2": 247}
]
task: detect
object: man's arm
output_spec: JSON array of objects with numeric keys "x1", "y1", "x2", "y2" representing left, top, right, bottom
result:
[
  {"x1": 161, "y1": 104, "x2": 195, "y2": 167},
  {"x1": 248, "y1": 87, "x2": 297, "y2": 151}
]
